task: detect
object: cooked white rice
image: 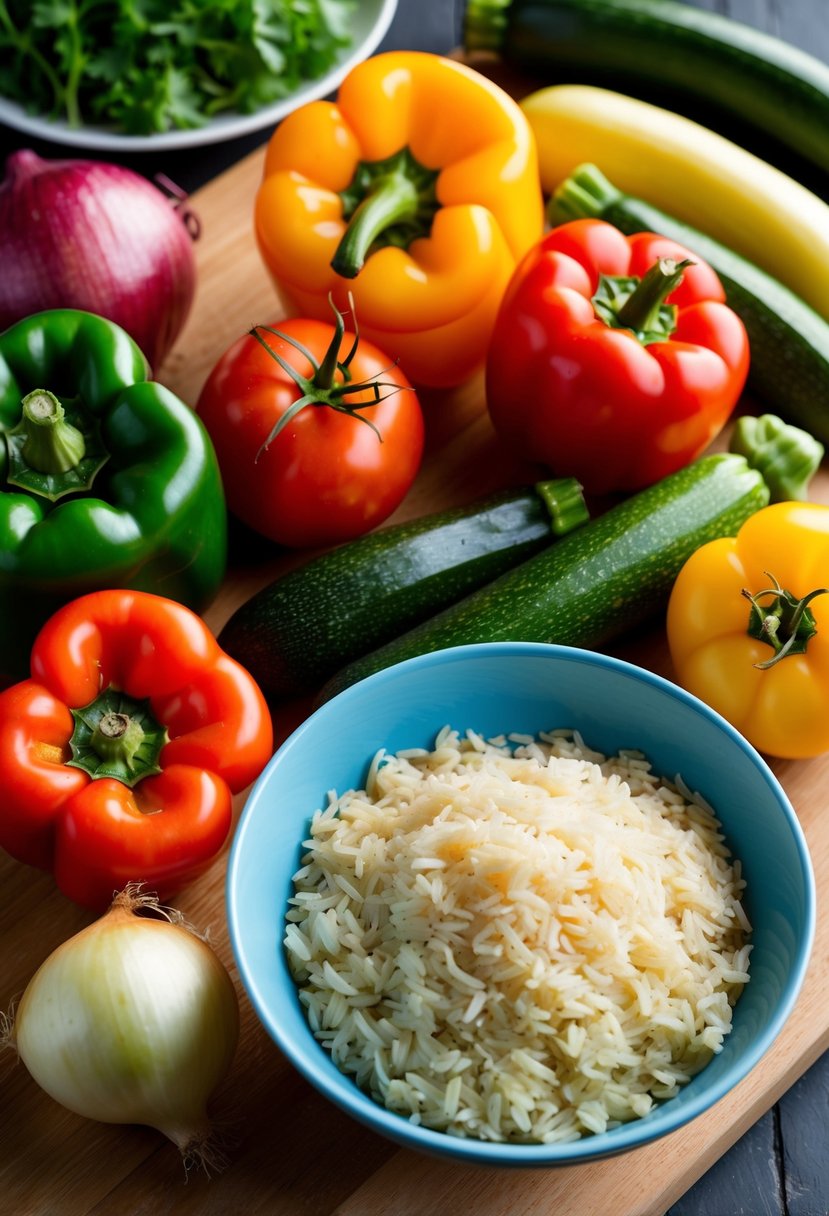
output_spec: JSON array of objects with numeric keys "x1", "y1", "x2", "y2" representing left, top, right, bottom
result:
[{"x1": 284, "y1": 727, "x2": 751, "y2": 1143}]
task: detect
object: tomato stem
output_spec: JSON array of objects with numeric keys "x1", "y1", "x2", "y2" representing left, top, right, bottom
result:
[
  {"x1": 249, "y1": 296, "x2": 412, "y2": 459},
  {"x1": 314, "y1": 296, "x2": 347, "y2": 391}
]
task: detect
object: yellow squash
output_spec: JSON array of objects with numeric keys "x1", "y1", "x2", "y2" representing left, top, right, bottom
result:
[{"x1": 521, "y1": 85, "x2": 829, "y2": 322}]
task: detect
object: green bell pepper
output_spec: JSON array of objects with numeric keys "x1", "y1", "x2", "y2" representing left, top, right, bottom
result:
[{"x1": 0, "y1": 309, "x2": 227, "y2": 680}]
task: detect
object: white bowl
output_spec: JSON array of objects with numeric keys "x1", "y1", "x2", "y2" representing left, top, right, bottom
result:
[{"x1": 0, "y1": 0, "x2": 398, "y2": 151}]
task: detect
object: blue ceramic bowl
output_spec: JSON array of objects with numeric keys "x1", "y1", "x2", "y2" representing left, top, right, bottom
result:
[{"x1": 226, "y1": 643, "x2": 815, "y2": 1166}]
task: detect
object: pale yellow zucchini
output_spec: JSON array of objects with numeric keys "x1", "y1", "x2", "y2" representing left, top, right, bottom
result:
[{"x1": 521, "y1": 85, "x2": 829, "y2": 322}]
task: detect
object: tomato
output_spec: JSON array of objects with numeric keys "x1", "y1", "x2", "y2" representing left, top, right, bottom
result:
[{"x1": 196, "y1": 313, "x2": 424, "y2": 547}]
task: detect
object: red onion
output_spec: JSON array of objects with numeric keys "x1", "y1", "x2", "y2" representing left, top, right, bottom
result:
[{"x1": 0, "y1": 151, "x2": 199, "y2": 370}]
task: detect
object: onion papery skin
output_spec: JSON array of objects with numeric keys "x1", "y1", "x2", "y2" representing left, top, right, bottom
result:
[
  {"x1": 0, "y1": 151, "x2": 196, "y2": 371},
  {"x1": 13, "y1": 899, "x2": 239, "y2": 1157}
]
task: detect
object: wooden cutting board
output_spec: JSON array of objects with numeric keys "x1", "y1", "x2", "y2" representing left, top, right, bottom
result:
[{"x1": 2, "y1": 134, "x2": 829, "y2": 1216}]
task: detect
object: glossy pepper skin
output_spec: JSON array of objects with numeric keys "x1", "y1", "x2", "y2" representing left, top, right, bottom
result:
[
  {"x1": 0, "y1": 590, "x2": 273, "y2": 909},
  {"x1": 667, "y1": 502, "x2": 829, "y2": 759},
  {"x1": 486, "y1": 219, "x2": 749, "y2": 494},
  {"x1": 0, "y1": 310, "x2": 227, "y2": 682},
  {"x1": 255, "y1": 52, "x2": 544, "y2": 388}
]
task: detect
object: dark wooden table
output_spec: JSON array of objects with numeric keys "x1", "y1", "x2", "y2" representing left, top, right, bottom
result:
[{"x1": 1, "y1": 2, "x2": 828, "y2": 1213}]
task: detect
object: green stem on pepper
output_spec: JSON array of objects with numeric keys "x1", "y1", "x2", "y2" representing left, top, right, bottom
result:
[
  {"x1": 19, "y1": 389, "x2": 86, "y2": 474},
  {"x1": 743, "y1": 572, "x2": 828, "y2": 669},
  {"x1": 591, "y1": 257, "x2": 693, "y2": 345},
  {"x1": 67, "y1": 689, "x2": 169, "y2": 788},
  {"x1": 617, "y1": 257, "x2": 693, "y2": 335},
  {"x1": 331, "y1": 148, "x2": 440, "y2": 279},
  {"x1": 3, "y1": 388, "x2": 110, "y2": 503}
]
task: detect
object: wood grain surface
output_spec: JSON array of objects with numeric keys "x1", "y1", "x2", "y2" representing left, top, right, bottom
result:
[{"x1": 3, "y1": 72, "x2": 829, "y2": 1216}]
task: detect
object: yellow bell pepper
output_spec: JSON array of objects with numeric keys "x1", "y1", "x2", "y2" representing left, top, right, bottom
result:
[
  {"x1": 254, "y1": 52, "x2": 544, "y2": 388},
  {"x1": 667, "y1": 501, "x2": 829, "y2": 759}
]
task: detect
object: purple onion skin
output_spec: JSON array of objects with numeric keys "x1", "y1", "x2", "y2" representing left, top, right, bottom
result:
[{"x1": 0, "y1": 151, "x2": 197, "y2": 371}]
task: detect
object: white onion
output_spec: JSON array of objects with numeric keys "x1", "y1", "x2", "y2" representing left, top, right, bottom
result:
[
  {"x1": 0, "y1": 151, "x2": 198, "y2": 370},
  {"x1": 5, "y1": 888, "x2": 239, "y2": 1169}
]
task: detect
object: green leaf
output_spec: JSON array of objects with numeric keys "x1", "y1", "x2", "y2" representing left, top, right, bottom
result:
[
  {"x1": 0, "y1": 0, "x2": 358, "y2": 133},
  {"x1": 85, "y1": 45, "x2": 130, "y2": 83},
  {"x1": 31, "y1": 0, "x2": 75, "y2": 27}
]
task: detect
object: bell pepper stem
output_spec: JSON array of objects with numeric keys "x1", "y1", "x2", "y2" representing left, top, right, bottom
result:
[
  {"x1": 91, "y1": 712, "x2": 146, "y2": 771},
  {"x1": 332, "y1": 171, "x2": 421, "y2": 279},
  {"x1": 617, "y1": 258, "x2": 693, "y2": 335},
  {"x1": 743, "y1": 573, "x2": 828, "y2": 669},
  {"x1": 20, "y1": 389, "x2": 86, "y2": 474},
  {"x1": 68, "y1": 689, "x2": 169, "y2": 788}
]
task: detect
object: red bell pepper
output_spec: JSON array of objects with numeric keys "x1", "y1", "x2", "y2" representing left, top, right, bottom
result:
[
  {"x1": 0, "y1": 590, "x2": 273, "y2": 909},
  {"x1": 486, "y1": 218, "x2": 749, "y2": 494}
]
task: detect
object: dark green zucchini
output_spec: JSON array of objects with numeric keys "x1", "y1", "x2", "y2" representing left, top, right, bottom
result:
[
  {"x1": 319, "y1": 418, "x2": 822, "y2": 703},
  {"x1": 463, "y1": 0, "x2": 829, "y2": 185},
  {"x1": 550, "y1": 163, "x2": 829, "y2": 446},
  {"x1": 218, "y1": 478, "x2": 587, "y2": 699}
]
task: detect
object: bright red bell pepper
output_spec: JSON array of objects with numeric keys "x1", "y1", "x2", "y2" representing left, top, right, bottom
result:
[
  {"x1": 486, "y1": 218, "x2": 750, "y2": 494},
  {"x1": 0, "y1": 590, "x2": 273, "y2": 909}
]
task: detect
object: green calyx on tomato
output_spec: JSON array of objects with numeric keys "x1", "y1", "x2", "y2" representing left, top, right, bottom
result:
[
  {"x1": 195, "y1": 301, "x2": 424, "y2": 549},
  {"x1": 5, "y1": 388, "x2": 109, "y2": 501},
  {"x1": 250, "y1": 294, "x2": 412, "y2": 455},
  {"x1": 67, "y1": 687, "x2": 169, "y2": 788},
  {"x1": 332, "y1": 148, "x2": 441, "y2": 279},
  {"x1": 743, "y1": 572, "x2": 829, "y2": 670},
  {"x1": 592, "y1": 256, "x2": 694, "y2": 346}
]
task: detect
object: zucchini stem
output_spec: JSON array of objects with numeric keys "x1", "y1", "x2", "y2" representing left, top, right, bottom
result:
[
  {"x1": 535, "y1": 477, "x2": 589, "y2": 536},
  {"x1": 550, "y1": 163, "x2": 624, "y2": 225},
  {"x1": 464, "y1": 0, "x2": 511, "y2": 51},
  {"x1": 729, "y1": 413, "x2": 824, "y2": 502}
]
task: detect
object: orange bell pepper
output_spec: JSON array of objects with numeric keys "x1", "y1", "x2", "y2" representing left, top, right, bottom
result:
[
  {"x1": 254, "y1": 52, "x2": 544, "y2": 388},
  {"x1": 667, "y1": 500, "x2": 829, "y2": 759}
]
